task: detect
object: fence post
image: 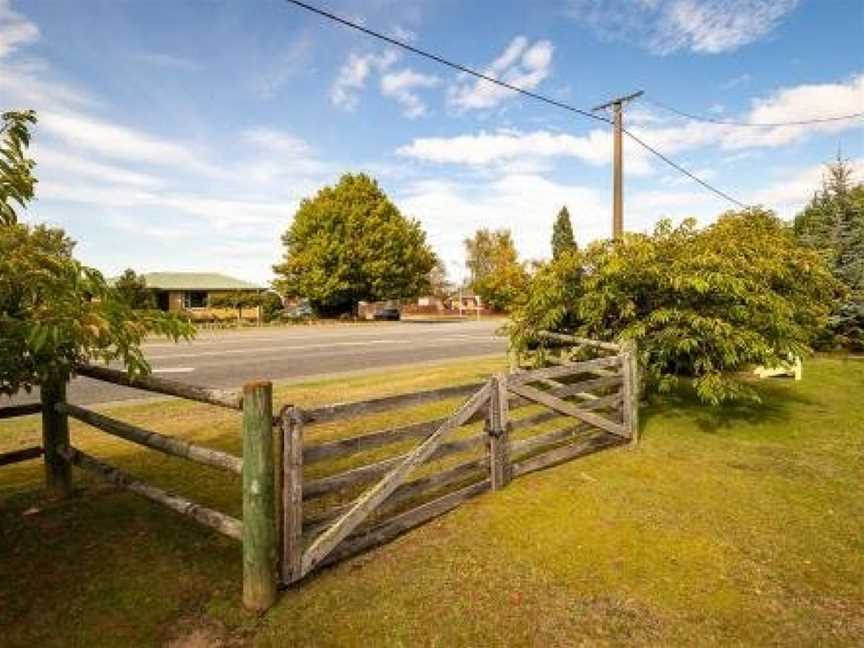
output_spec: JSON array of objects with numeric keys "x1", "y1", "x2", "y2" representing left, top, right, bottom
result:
[
  {"x1": 242, "y1": 380, "x2": 277, "y2": 612},
  {"x1": 620, "y1": 341, "x2": 640, "y2": 445},
  {"x1": 41, "y1": 376, "x2": 72, "y2": 498},
  {"x1": 487, "y1": 374, "x2": 510, "y2": 490},
  {"x1": 279, "y1": 405, "x2": 303, "y2": 584}
]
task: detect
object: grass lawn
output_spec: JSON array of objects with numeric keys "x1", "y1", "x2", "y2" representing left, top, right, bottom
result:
[{"x1": 1, "y1": 355, "x2": 862, "y2": 646}]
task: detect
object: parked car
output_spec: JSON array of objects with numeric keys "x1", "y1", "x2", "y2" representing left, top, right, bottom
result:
[
  {"x1": 282, "y1": 302, "x2": 314, "y2": 321},
  {"x1": 373, "y1": 307, "x2": 401, "y2": 321}
]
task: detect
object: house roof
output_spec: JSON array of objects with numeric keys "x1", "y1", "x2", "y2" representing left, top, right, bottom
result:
[{"x1": 136, "y1": 272, "x2": 262, "y2": 291}]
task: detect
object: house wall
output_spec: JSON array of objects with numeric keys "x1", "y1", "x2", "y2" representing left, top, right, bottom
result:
[{"x1": 163, "y1": 290, "x2": 261, "y2": 321}]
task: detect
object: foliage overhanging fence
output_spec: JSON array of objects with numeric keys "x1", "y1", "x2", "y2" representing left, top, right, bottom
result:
[{"x1": 0, "y1": 332, "x2": 638, "y2": 611}]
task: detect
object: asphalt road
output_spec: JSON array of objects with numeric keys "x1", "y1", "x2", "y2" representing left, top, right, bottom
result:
[{"x1": 3, "y1": 320, "x2": 507, "y2": 407}]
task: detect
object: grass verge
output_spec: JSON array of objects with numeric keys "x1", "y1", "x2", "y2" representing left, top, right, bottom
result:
[{"x1": 1, "y1": 355, "x2": 862, "y2": 646}]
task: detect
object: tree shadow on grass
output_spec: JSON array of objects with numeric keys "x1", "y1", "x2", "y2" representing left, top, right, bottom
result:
[{"x1": 638, "y1": 377, "x2": 816, "y2": 436}]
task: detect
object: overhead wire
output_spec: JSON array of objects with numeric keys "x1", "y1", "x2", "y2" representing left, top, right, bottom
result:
[
  {"x1": 643, "y1": 95, "x2": 864, "y2": 127},
  {"x1": 283, "y1": 0, "x2": 752, "y2": 208}
]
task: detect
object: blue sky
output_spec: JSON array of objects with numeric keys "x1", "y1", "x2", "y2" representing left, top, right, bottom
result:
[{"x1": 2, "y1": 0, "x2": 863, "y2": 284}]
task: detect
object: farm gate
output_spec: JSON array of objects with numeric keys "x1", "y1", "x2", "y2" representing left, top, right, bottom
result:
[{"x1": 0, "y1": 332, "x2": 639, "y2": 611}]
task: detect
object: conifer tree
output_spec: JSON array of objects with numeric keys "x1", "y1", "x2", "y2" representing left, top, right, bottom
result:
[{"x1": 551, "y1": 206, "x2": 577, "y2": 260}]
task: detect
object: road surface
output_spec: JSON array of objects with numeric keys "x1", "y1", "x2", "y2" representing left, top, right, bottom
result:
[{"x1": 3, "y1": 320, "x2": 507, "y2": 407}]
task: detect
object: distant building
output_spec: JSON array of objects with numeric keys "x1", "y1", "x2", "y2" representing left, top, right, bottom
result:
[
  {"x1": 446, "y1": 288, "x2": 481, "y2": 312},
  {"x1": 138, "y1": 272, "x2": 263, "y2": 321}
]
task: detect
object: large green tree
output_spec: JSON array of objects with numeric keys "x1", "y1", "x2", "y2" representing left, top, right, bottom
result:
[
  {"x1": 464, "y1": 228, "x2": 528, "y2": 311},
  {"x1": 0, "y1": 111, "x2": 192, "y2": 395},
  {"x1": 273, "y1": 174, "x2": 437, "y2": 315},
  {"x1": 793, "y1": 157, "x2": 864, "y2": 349},
  {"x1": 510, "y1": 209, "x2": 840, "y2": 405},
  {"x1": 551, "y1": 205, "x2": 577, "y2": 260}
]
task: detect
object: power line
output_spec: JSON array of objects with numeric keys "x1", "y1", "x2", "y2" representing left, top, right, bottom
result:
[
  {"x1": 644, "y1": 95, "x2": 864, "y2": 127},
  {"x1": 283, "y1": 0, "x2": 751, "y2": 208},
  {"x1": 283, "y1": 0, "x2": 609, "y2": 126},
  {"x1": 621, "y1": 128, "x2": 748, "y2": 207}
]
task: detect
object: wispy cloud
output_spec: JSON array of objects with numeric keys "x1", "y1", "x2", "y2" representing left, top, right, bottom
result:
[
  {"x1": 721, "y1": 73, "x2": 752, "y2": 89},
  {"x1": 750, "y1": 157, "x2": 864, "y2": 212},
  {"x1": 448, "y1": 36, "x2": 554, "y2": 111},
  {"x1": 0, "y1": 0, "x2": 38, "y2": 58},
  {"x1": 380, "y1": 68, "x2": 440, "y2": 118},
  {"x1": 567, "y1": 0, "x2": 799, "y2": 54},
  {"x1": 130, "y1": 52, "x2": 200, "y2": 72},
  {"x1": 330, "y1": 49, "x2": 399, "y2": 110}
]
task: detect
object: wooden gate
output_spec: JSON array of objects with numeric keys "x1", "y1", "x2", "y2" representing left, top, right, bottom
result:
[
  {"x1": 280, "y1": 381, "x2": 492, "y2": 582},
  {"x1": 278, "y1": 334, "x2": 640, "y2": 583}
]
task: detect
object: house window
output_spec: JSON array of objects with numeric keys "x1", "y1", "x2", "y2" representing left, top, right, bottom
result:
[{"x1": 183, "y1": 291, "x2": 208, "y2": 309}]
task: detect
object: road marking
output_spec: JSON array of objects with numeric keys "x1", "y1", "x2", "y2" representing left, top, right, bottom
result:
[
  {"x1": 151, "y1": 367, "x2": 196, "y2": 373},
  {"x1": 145, "y1": 338, "x2": 414, "y2": 360}
]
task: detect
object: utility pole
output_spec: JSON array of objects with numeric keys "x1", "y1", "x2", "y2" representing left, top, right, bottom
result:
[{"x1": 593, "y1": 90, "x2": 643, "y2": 239}]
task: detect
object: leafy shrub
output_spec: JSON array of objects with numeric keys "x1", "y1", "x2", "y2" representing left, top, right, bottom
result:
[
  {"x1": 0, "y1": 109, "x2": 192, "y2": 395},
  {"x1": 0, "y1": 223, "x2": 193, "y2": 394},
  {"x1": 509, "y1": 209, "x2": 841, "y2": 404}
]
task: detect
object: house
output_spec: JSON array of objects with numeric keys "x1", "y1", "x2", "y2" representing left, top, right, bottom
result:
[
  {"x1": 139, "y1": 272, "x2": 264, "y2": 321},
  {"x1": 446, "y1": 288, "x2": 481, "y2": 313}
]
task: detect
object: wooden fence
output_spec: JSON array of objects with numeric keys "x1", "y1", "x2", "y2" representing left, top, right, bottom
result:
[
  {"x1": 0, "y1": 332, "x2": 639, "y2": 611},
  {"x1": 0, "y1": 366, "x2": 277, "y2": 613},
  {"x1": 278, "y1": 332, "x2": 639, "y2": 584}
]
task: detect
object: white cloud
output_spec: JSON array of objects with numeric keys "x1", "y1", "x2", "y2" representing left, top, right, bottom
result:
[
  {"x1": 398, "y1": 174, "x2": 607, "y2": 277},
  {"x1": 398, "y1": 128, "x2": 653, "y2": 173},
  {"x1": 567, "y1": 0, "x2": 798, "y2": 54},
  {"x1": 0, "y1": 60, "x2": 94, "y2": 107},
  {"x1": 38, "y1": 110, "x2": 213, "y2": 172},
  {"x1": 0, "y1": 0, "x2": 38, "y2": 58},
  {"x1": 330, "y1": 49, "x2": 399, "y2": 110},
  {"x1": 241, "y1": 127, "x2": 331, "y2": 179},
  {"x1": 389, "y1": 25, "x2": 417, "y2": 43},
  {"x1": 32, "y1": 146, "x2": 161, "y2": 187},
  {"x1": 380, "y1": 68, "x2": 440, "y2": 118},
  {"x1": 750, "y1": 157, "x2": 864, "y2": 213},
  {"x1": 633, "y1": 73, "x2": 864, "y2": 152},
  {"x1": 448, "y1": 36, "x2": 554, "y2": 111}
]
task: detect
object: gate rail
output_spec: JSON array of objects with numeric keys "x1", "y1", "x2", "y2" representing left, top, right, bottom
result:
[{"x1": 277, "y1": 333, "x2": 640, "y2": 583}]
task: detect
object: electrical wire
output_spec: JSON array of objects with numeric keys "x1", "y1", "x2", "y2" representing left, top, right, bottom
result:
[
  {"x1": 283, "y1": 0, "x2": 752, "y2": 208},
  {"x1": 621, "y1": 128, "x2": 748, "y2": 207},
  {"x1": 644, "y1": 95, "x2": 864, "y2": 127},
  {"x1": 283, "y1": 0, "x2": 610, "y2": 126}
]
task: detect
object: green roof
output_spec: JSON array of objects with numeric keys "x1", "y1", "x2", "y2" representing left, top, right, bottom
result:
[{"x1": 137, "y1": 272, "x2": 262, "y2": 291}]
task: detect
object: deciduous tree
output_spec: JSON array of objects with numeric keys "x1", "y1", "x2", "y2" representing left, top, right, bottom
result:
[
  {"x1": 510, "y1": 209, "x2": 840, "y2": 404},
  {"x1": 464, "y1": 228, "x2": 528, "y2": 312},
  {"x1": 273, "y1": 174, "x2": 436, "y2": 315}
]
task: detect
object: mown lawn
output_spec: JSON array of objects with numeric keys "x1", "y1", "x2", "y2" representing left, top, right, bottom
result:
[{"x1": 1, "y1": 355, "x2": 862, "y2": 646}]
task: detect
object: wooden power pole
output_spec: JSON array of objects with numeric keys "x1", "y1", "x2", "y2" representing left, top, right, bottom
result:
[{"x1": 593, "y1": 90, "x2": 643, "y2": 238}]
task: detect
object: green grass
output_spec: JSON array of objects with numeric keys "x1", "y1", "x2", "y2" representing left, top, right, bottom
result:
[{"x1": 1, "y1": 355, "x2": 862, "y2": 646}]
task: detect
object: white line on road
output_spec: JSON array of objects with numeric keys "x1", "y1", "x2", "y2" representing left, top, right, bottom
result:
[
  {"x1": 151, "y1": 367, "x2": 196, "y2": 374},
  {"x1": 145, "y1": 338, "x2": 414, "y2": 360}
]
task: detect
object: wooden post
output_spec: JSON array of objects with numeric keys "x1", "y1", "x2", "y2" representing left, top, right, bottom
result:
[
  {"x1": 242, "y1": 380, "x2": 277, "y2": 612},
  {"x1": 620, "y1": 341, "x2": 640, "y2": 446},
  {"x1": 487, "y1": 375, "x2": 510, "y2": 490},
  {"x1": 41, "y1": 376, "x2": 72, "y2": 498},
  {"x1": 279, "y1": 405, "x2": 303, "y2": 585}
]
